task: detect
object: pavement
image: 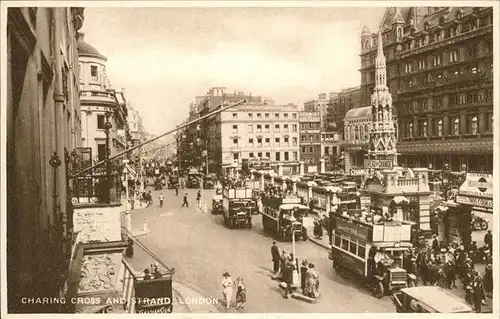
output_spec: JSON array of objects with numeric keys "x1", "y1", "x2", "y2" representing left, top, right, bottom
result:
[{"x1": 124, "y1": 186, "x2": 398, "y2": 313}]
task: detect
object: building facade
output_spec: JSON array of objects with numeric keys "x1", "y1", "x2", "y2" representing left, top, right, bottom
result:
[
  {"x1": 6, "y1": 7, "x2": 85, "y2": 313},
  {"x1": 299, "y1": 111, "x2": 321, "y2": 173},
  {"x1": 342, "y1": 106, "x2": 372, "y2": 171},
  {"x1": 78, "y1": 33, "x2": 129, "y2": 163},
  {"x1": 304, "y1": 93, "x2": 329, "y2": 130},
  {"x1": 360, "y1": 6, "x2": 494, "y2": 172},
  {"x1": 219, "y1": 103, "x2": 301, "y2": 176}
]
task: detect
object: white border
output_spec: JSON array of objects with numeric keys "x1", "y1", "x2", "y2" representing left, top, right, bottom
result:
[{"x1": 0, "y1": 1, "x2": 499, "y2": 319}]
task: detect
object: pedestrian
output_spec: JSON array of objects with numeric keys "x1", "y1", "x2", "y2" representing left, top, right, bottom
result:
[
  {"x1": 143, "y1": 269, "x2": 152, "y2": 281},
  {"x1": 300, "y1": 260, "x2": 309, "y2": 294},
  {"x1": 175, "y1": 185, "x2": 179, "y2": 196},
  {"x1": 444, "y1": 260, "x2": 455, "y2": 289},
  {"x1": 279, "y1": 250, "x2": 287, "y2": 277},
  {"x1": 472, "y1": 272, "x2": 486, "y2": 313},
  {"x1": 125, "y1": 238, "x2": 134, "y2": 258},
  {"x1": 159, "y1": 192, "x2": 164, "y2": 208},
  {"x1": 483, "y1": 263, "x2": 493, "y2": 298},
  {"x1": 197, "y1": 189, "x2": 201, "y2": 203},
  {"x1": 271, "y1": 241, "x2": 280, "y2": 274},
  {"x1": 431, "y1": 234, "x2": 439, "y2": 253},
  {"x1": 484, "y1": 230, "x2": 492, "y2": 251},
  {"x1": 304, "y1": 263, "x2": 320, "y2": 298},
  {"x1": 152, "y1": 263, "x2": 162, "y2": 279},
  {"x1": 282, "y1": 260, "x2": 294, "y2": 299},
  {"x1": 221, "y1": 272, "x2": 234, "y2": 309},
  {"x1": 181, "y1": 193, "x2": 189, "y2": 207},
  {"x1": 235, "y1": 277, "x2": 246, "y2": 310}
]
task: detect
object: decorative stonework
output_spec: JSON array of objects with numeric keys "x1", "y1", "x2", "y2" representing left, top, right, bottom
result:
[
  {"x1": 78, "y1": 253, "x2": 122, "y2": 294},
  {"x1": 73, "y1": 206, "x2": 122, "y2": 243}
]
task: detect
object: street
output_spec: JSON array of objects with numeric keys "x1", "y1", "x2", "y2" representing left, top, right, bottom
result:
[{"x1": 127, "y1": 187, "x2": 396, "y2": 313}]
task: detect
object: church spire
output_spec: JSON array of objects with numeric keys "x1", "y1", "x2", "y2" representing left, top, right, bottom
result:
[{"x1": 375, "y1": 31, "x2": 387, "y2": 88}]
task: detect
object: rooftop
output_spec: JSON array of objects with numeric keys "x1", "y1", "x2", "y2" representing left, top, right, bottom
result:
[
  {"x1": 344, "y1": 106, "x2": 371, "y2": 120},
  {"x1": 77, "y1": 33, "x2": 107, "y2": 61}
]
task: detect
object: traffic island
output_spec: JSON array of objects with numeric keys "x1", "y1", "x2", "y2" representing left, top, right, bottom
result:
[
  {"x1": 278, "y1": 282, "x2": 301, "y2": 290},
  {"x1": 291, "y1": 292, "x2": 319, "y2": 304}
]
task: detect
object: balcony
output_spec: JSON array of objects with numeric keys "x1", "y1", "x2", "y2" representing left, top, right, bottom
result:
[
  {"x1": 80, "y1": 90, "x2": 118, "y2": 106},
  {"x1": 398, "y1": 25, "x2": 493, "y2": 59}
]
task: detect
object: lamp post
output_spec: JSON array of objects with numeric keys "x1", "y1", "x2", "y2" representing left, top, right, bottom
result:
[{"x1": 104, "y1": 112, "x2": 113, "y2": 204}]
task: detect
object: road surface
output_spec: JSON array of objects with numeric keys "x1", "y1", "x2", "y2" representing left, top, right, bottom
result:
[{"x1": 127, "y1": 187, "x2": 396, "y2": 313}]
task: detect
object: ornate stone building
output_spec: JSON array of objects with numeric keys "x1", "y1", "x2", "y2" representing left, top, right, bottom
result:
[
  {"x1": 342, "y1": 106, "x2": 371, "y2": 171},
  {"x1": 6, "y1": 7, "x2": 85, "y2": 313},
  {"x1": 360, "y1": 7, "x2": 493, "y2": 172}
]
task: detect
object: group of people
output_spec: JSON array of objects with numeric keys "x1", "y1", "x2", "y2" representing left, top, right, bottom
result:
[
  {"x1": 402, "y1": 233, "x2": 493, "y2": 313},
  {"x1": 142, "y1": 263, "x2": 163, "y2": 280},
  {"x1": 271, "y1": 241, "x2": 320, "y2": 299},
  {"x1": 221, "y1": 272, "x2": 246, "y2": 310}
]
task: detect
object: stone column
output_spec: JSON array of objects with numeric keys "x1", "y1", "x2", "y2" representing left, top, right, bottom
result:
[
  {"x1": 320, "y1": 159, "x2": 326, "y2": 173},
  {"x1": 299, "y1": 161, "x2": 305, "y2": 176},
  {"x1": 292, "y1": 182, "x2": 297, "y2": 194},
  {"x1": 278, "y1": 164, "x2": 283, "y2": 177},
  {"x1": 260, "y1": 174, "x2": 265, "y2": 191}
]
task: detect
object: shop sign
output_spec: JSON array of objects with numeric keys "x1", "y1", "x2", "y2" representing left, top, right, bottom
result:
[
  {"x1": 455, "y1": 195, "x2": 493, "y2": 209},
  {"x1": 134, "y1": 278, "x2": 173, "y2": 313},
  {"x1": 336, "y1": 218, "x2": 370, "y2": 241},
  {"x1": 365, "y1": 159, "x2": 393, "y2": 169},
  {"x1": 459, "y1": 173, "x2": 493, "y2": 198},
  {"x1": 350, "y1": 168, "x2": 369, "y2": 176}
]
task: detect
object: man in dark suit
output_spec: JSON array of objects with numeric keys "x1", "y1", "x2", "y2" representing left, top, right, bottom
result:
[
  {"x1": 283, "y1": 259, "x2": 294, "y2": 299},
  {"x1": 431, "y1": 234, "x2": 439, "y2": 252},
  {"x1": 271, "y1": 241, "x2": 280, "y2": 274}
]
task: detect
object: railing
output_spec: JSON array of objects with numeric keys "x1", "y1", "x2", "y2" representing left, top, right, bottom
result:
[
  {"x1": 80, "y1": 90, "x2": 117, "y2": 101},
  {"x1": 121, "y1": 259, "x2": 136, "y2": 313},
  {"x1": 397, "y1": 178, "x2": 420, "y2": 187}
]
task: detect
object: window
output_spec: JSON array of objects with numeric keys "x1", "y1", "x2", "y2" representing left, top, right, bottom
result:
[
  {"x1": 284, "y1": 113, "x2": 289, "y2": 118},
  {"x1": 266, "y1": 152, "x2": 271, "y2": 158},
  {"x1": 275, "y1": 138, "x2": 280, "y2": 146},
  {"x1": 249, "y1": 152, "x2": 254, "y2": 158},
  {"x1": 232, "y1": 113, "x2": 238, "y2": 119},
  {"x1": 418, "y1": 60, "x2": 426, "y2": 70},
  {"x1": 248, "y1": 113, "x2": 253, "y2": 119},
  {"x1": 276, "y1": 152, "x2": 281, "y2": 161},
  {"x1": 292, "y1": 113, "x2": 297, "y2": 119},
  {"x1": 265, "y1": 113, "x2": 270, "y2": 118},
  {"x1": 257, "y1": 124, "x2": 262, "y2": 133},
  {"x1": 248, "y1": 138, "x2": 254, "y2": 146},
  {"x1": 471, "y1": 117, "x2": 478, "y2": 135},
  {"x1": 453, "y1": 118, "x2": 460, "y2": 136},
  {"x1": 301, "y1": 146, "x2": 306, "y2": 153},
  {"x1": 97, "y1": 114, "x2": 106, "y2": 129},
  {"x1": 97, "y1": 144, "x2": 106, "y2": 161},
  {"x1": 284, "y1": 124, "x2": 289, "y2": 132},
  {"x1": 309, "y1": 135, "x2": 313, "y2": 142},
  {"x1": 275, "y1": 124, "x2": 280, "y2": 132},
  {"x1": 284, "y1": 137, "x2": 289, "y2": 146},
  {"x1": 258, "y1": 152, "x2": 262, "y2": 158},
  {"x1": 459, "y1": 94, "x2": 466, "y2": 105},
  {"x1": 292, "y1": 124, "x2": 297, "y2": 132},
  {"x1": 309, "y1": 146, "x2": 313, "y2": 153},
  {"x1": 91, "y1": 65, "x2": 98, "y2": 81},
  {"x1": 433, "y1": 55, "x2": 441, "y2": 66},
  {"x1": 405, "y1": 63, "x2": 412, "y2": 73},
  {"x1": 422, "y1": 121, "x2": 428, "y2": 137},
  {"x1": 257, "y1": 113, "x2": 262, "y2": 118},
  {"x1": 265, "y1": 138, "x2": 270, "y2": 146},
  {"x1": 232, "y1": 125, "x2": 238, "y2": 133},
  {"x1": 275, "y1": 113, "x2": 279, "y2": 118},
  {"x1": 437, "y1": 120, "x2": 443, "y2": 136},
  {"x1": 292, "y1": 137, "x2": 298, "y2": 146},
  {"x1": 284, "y1": 152, "x2": 289, "y2": 161},
  {"x1": 292, "y1": 152, "x2": 297, "y2": 161},
  {"x1": 409, "y1": 123, "x2": 413, "y2": 138},
  {"x1": 248, "y1": 124, "x2": 253, "y2": 133},
  {"x1": 233, "y1": 138, "x2": 238, "y2": 145},
  {"x1": 257, "y1": 138, "x2": 262, "y2": 146},
  {"x1": 265, "y1": 124, "x2": 270, "y2": 132},
  {"x1": 449, "y1": 50, "x2": 458, "y2": 62}
]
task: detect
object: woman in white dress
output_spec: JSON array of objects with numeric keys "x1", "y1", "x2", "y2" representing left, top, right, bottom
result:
[{"x1": 221, "y1": 272, "x2": 235, "y2": 309}]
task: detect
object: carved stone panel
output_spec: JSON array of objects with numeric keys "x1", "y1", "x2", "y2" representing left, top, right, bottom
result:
[
  {"x1": 77, "y1": 252, "x2": 122, "y2": 294},
  {"x1": 74, "y1": 205, "x2": 123, "y2": 243}
]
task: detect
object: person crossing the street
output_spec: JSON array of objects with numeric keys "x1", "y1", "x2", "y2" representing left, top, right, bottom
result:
[
  {"x1": 175, "y1": 184, "x2": 179, "y2": 196},
  {"x1": 181, "y1": 193, "x2": 189, "y2": 207},
  {"x1": 197, "y1": 189, "x2": 202, "y2": 203},
  {"x1": 271, "y1": 241, "x2": 280, "y2": 274},
  {"x1": 159, "y1": 192, "x2": 164, "y2": 208}
]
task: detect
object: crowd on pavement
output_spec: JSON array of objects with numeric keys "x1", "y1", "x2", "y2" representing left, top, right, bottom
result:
[{"x1": 401, "y1": 231, "x2": 493, "y2": 313}]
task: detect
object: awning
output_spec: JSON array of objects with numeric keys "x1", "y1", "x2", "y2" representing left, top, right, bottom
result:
[{"x1": 392, "y1": 196, "x2": 409, "y2": 204}]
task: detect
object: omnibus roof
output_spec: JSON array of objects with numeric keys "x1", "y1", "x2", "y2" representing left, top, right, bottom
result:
[
  {"x1": 401, "y1": 286, "x2": 473, "y2": 313},
  {"x1": 280, "y1": 204, "x2": 309, "y2": 210}
]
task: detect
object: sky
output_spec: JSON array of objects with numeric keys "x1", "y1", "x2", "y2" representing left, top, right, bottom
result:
[{"x1": 81, "y1": 6, "x2": 386, "y2": 136}]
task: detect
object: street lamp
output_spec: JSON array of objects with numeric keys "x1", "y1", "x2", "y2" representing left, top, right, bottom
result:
[{"x1": 104, "y1": 112, "x2": 113, "y2": 203}]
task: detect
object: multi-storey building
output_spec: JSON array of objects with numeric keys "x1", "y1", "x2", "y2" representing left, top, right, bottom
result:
[
  {"x1": 304, "y1": 93, "x2": 329, "y2": 131},
  {"x1": 327, "y1": 86, "x2": 362, "y2": 140},
  {"x1": 360, "y1": 6, "x2": 493, "y2": 172},
  {"x1": 127, "y1": 104, "x2": 147, "y2": 148},
  {"x1": 299, "y1": 111, "x2": 321, "y2": 172},
  {"x1": 342, "y1": 106, "x2": 372, "y2": 171},
  {"x1": 6, "y1": 7, "x2": 85, "y2": 313},
  {"x1": 218, "y1": 103, "x2": 301, "y2": 176},
  {"x1": 78, "y1": 33, "x2": 129, "y2": 163}
]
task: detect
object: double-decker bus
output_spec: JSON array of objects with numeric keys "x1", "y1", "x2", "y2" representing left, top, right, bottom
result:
[
  {"x1": 261, "y1": 195, "x2": 308, "y2": 241},
  {"x1": 329, "y1": 213, "x2": 413, "y2": 298}
]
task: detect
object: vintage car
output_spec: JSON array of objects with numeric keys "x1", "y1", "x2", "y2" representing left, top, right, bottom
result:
[
  {"x1": 392, "y1": 286, "x2": 473, "y2": 313},
  {"x1": 212, "y1": 193, "x2": 223, "y2": 214}
]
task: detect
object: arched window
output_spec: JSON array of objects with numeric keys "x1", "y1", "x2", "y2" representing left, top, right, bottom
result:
[
  {"x1": 423, "y1": 121, "x2": 428, "y2": 137},
  {"x1": 471, "y1": 117, "x2": 478, "y2": 135},
  {"x1": 437, "y1": 120, "x2": 443, "y2": 136},
  {"x1": 409, "y1": 123, "x2": 413, "y2": 138},
  {"x1": 355, "y1": 125, "x2": 359, "y2": 139},
  {"x1": 397, "y1": 27, "x2": 403, "y2": 40},
  {"x1": 365, "y1": 124, "x2": 370, "y2": 139},
  {"x1": 364, "y1": 40, "x2": 370, "y2": 49},
  {"x1": 454, "y1": 118, "x2": 460, "y2": 136}
]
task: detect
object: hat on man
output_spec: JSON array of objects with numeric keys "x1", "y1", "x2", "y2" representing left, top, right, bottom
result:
[{"x1": 223, "y1": 272, "x2": 230, "y2": 277}]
